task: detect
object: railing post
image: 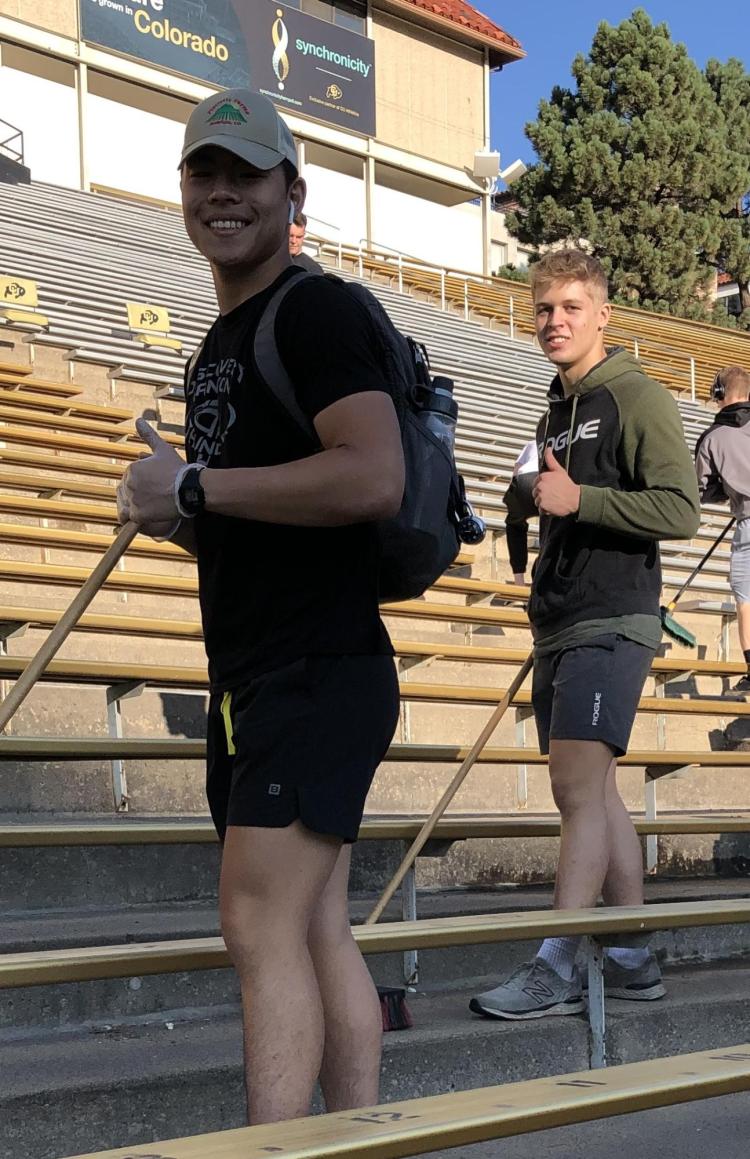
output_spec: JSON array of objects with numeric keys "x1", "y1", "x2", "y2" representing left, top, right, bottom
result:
[
  {"x1": 106, "y1": 681, "x2": 146, "y2": 812},
  {"x1": 0, "y1": 624, "x2": 29, "y2": 734},
  {"x1": 464, "y1": 279, "x2": 469, "y2": 321},
  {"x1": 645, "y1": 777, "x2": 658, "y2": 874},
  {"x1": 401, "y1": 844, "x2": 419, "y2": 986},
  {"x1": 587, "y1": 938, "x2": 607, "y2": 1068},
  {"x1": 509, "y1": 295, "x2": 515, "y2": 340},
  {"x1": 648, "y1": 671, "x2": 668, "y2": 873},
  {"x1": 398, "y1": 253, "x2": 403, "y2": 295},
  {"x1": 440, "y1": 270, "x2": 446, "y2": 312},
  {"x1": 358, "y1": 245, "x2": 363, "y2": 279},
  {"x1": 337, "y1": 240, "x2": 342, "y2": 269},
  {"x1": 634, "y1": 338, "x2": 639, "y2": 359},
  {"x1": 514, "y1": 705, "x2": 533, "y2": 809},
  {"x1": 690, "y1": 357, "x2": 696, "y2": 402}
]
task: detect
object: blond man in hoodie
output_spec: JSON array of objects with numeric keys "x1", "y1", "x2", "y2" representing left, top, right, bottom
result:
[{"x1": 472, "y1": 250, "x2": 700, "y2": 1021}]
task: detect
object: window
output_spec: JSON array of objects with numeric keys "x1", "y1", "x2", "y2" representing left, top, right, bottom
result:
[{"x1": 285, "y1": 0, "x2": 367, "y2": 34}]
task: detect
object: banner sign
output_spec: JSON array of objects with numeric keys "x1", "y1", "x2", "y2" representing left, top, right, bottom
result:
[{"x1": 79, "y1": 0, "x2": 376, "y2": 135}]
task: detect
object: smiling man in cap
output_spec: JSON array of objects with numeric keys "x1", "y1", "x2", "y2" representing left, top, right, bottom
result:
[{"x1": 117, "y1": 89, "x2": 404, "y2": 1125}]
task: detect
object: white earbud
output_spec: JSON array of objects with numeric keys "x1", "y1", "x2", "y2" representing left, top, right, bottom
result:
[{"x1": 288, "y1": 202, "x2": 296, "y2": 224}]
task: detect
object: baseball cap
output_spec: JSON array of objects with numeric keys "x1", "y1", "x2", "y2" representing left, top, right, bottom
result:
[{"x1": 179, "y1": 88, "x2": 298, "y2": 173}]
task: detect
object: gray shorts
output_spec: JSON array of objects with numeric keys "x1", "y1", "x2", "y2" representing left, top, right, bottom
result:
[
  {"x1": 532, "y1": 634, "x2": 656, "y2": 757},
  {"x1": 730, "y1": 520, "x2": 750, "y2": 604}
]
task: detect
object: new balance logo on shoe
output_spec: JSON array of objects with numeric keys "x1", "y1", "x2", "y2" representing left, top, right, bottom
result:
[{"x1": 522, "y1": 978, "x2": 554, "y2": 1005}]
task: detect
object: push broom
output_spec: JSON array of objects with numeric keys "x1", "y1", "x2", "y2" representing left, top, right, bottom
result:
[{"x1": 660, "y1": 518, "x2": 735, "y2": 649}]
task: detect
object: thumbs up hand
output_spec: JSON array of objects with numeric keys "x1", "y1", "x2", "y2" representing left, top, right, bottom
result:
[
  {"x1": 116, "y1": 418, "x2": 186, "y2": 537},
  {"x1": 532, "y1": 447, "x2": 581, "y2": 517}
]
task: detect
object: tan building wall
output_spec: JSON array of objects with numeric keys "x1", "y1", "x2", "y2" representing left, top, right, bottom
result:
[
  {"x1": 0, "y1": 0, "x2": 77, "y2": 39},
  {"x1": 373, "y1": 10, "x2": 485, "y2": 168},
  {"x1": 0, "y1": 1, "x2": 488, "y2": 174}
]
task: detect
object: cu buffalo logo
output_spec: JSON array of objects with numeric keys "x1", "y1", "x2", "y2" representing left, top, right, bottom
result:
[
  {"x1": 4, "y1": 282, "x2": 25, "y2": 300},
  {"x1": 326, "y1": 83, "x2": 343, "y2": 100},
  {"x1": 140, "y1": 309, "x2": 159, "y2": 326}
]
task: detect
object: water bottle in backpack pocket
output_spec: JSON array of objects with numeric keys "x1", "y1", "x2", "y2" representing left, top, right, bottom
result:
[{"x1": 253, "y1": 271, "x2": 486, "y2": 603}]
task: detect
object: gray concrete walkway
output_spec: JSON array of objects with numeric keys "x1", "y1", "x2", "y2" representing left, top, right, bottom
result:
[{"x1": 430, "y1": 1092, "x2": 749, "y2": 1158}]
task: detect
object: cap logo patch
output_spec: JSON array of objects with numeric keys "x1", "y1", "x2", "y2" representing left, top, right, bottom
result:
[{"x1": 206, "y1": 98, "x2": 251, "y2": 126}]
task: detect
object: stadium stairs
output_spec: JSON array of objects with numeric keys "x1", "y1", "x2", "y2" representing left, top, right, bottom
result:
[{"x1": 0, "y1": 181, "x2": 747, "y2": 1157}]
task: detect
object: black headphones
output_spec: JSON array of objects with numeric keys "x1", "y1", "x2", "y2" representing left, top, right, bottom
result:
[{"x1": 711, "y1": 370, "x2": 726, "y2": 401}]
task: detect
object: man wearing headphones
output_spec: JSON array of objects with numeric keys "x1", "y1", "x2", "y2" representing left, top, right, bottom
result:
[{"x1": 695, "y1": 367, "x2": 750, "y2": 692}]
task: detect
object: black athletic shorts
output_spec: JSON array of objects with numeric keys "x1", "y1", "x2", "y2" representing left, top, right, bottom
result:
[
  {"x1": 206, "y1": 655, "x2": 400, "y2": 843},
  {"x1": 532, "y1": 634, "x2": 655, "y2": 757}
]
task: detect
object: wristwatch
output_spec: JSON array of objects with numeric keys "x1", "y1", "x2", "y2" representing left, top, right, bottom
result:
[{"x1": 177, "y1": 465, "x2": 206, "y2": 518}]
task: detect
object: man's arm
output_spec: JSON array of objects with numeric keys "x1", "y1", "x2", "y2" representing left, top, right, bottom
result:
[
  {"x1": 201, "y1": 390, "x2": 404, "y2": 525},
  {"x1": 576, "y1": 380, "x2": 700, "y2": 541},
  {"x1": 118, "y1": 394, "x2": 404, "y2": 532},
  {"x1": 695, "y1": 432, "x2": 728, "y2": 504}
]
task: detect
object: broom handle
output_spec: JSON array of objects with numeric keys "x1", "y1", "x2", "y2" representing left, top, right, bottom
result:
[
  {"x1": 666, "y1": 518, "x2": 735, "y2": 613},
  {"x1": 366, "y1": 651, "x2": 534, "y2": 925},
  {"x1": 0, "y1": 521, "x2": 140, "y2": 733}
]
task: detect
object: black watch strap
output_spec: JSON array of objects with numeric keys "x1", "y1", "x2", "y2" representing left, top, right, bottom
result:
[{"x1": 178, "y1": 466, "x2": 206, "y2": 517}]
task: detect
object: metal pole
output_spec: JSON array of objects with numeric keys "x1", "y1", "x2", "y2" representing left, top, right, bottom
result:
[
  {"x1": 587, "y1": 939, "x2": 607, "y2": 1068},
  {"x1": 401, "y1": 849, "x2": 419, "y2": 986},
  {"x1": 76, "y1": 62, "x2": 90, "y2": 192}
]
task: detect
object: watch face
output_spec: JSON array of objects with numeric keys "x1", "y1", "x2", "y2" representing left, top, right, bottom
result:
[{"x1": 179, "y1": 468, "x2": 205, "y2": 515}]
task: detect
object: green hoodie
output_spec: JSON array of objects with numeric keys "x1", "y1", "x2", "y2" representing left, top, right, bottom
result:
[{"x1": 528, "y1": 348, "x2": 701, "y2": 655}]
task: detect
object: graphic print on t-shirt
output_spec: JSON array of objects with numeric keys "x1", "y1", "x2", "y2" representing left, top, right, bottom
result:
[{"x1": 186, "y1": 356, "x2": 243, "y2": 464}]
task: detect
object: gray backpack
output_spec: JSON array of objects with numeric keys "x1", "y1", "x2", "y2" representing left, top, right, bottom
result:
[{"x1": 250, "y1": 270, "x2": 484, "y2": 603}]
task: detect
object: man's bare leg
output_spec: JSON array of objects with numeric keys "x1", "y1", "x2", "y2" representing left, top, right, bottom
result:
[
  {"x1": 736, "y1": 601, "x2": 750, "y2": 653},
  {"x1": 601, "y1": 759, "x2": 645, "y2": 907},
  {"x1": 219, "y1": 820, "x2": 342, "y2": 1125},
  {"x1": 549, "y1": 738, "x2": 614, "y2": 909},
  {"x1": 308, "y1": 845, "x2": 382, "y2": 1111}
]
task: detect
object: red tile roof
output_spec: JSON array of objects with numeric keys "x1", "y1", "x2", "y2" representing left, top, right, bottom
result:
[{"x1": 398, "y1": 0, "x2": 524, "y2": 55}]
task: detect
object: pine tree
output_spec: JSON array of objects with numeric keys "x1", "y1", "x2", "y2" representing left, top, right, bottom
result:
[
  {"x1": 506, "y1": 9, "x2": 745, "y2": 318},
  {"x1": 704, "y1": 59, "x2": 750, "y2": 325}
]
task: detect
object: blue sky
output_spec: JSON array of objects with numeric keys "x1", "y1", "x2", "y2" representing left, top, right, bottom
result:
[{"x1": 481, "y1": 2, "x2": 750, "y2": 173}]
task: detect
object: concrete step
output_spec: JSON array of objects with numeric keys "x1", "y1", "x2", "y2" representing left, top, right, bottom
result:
[
  {"x1": 2, "y1": 814, "x2": 750, "y2": 910},
  {"x1": 2, "y1": 881, "x2": 750, "y2": 1036},
  {"x1": 1, "y1": 962, "x2": 748, "y2": 1159}
]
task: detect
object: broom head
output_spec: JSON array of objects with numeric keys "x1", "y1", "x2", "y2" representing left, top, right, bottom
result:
[
  {"x1": 377, "y1": 986, "x2": 413, "y2": 1031},
  {"x1": 660, "y1": 606, "x2": 697, "y2": 649}
]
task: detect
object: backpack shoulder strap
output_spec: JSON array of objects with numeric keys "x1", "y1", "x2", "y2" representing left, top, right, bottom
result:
[
  {"x1": 183, "y1": 337, "x2": 206, "y2": 395},
  {"x1": 254, "y1": 269, "x2": 321, "y2": 440}
]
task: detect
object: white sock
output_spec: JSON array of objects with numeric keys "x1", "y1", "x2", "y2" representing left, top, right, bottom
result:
[
  {"x1": 606, "y1": 946, "x2": 650, "y2": 969},
  {"x1": 537, "y1": 937, "x2": 581, "y2": 980}
]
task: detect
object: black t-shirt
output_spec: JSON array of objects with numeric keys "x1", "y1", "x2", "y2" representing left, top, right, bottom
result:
[{"x1": 185, "y1": 267, "x2": 393, "y2": 691}]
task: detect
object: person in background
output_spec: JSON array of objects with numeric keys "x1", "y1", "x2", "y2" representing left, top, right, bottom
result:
[
  {"x1": 289, "y1": 210, "x2": 323, "y2": 273},
  {"x1": 695, "y1": 366, "x2": 750, "y2": 694}
]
